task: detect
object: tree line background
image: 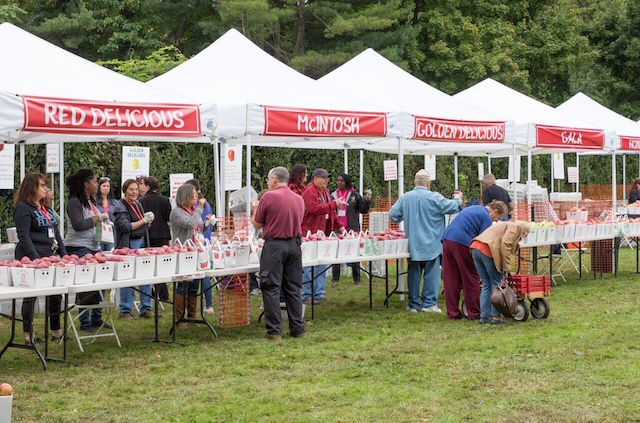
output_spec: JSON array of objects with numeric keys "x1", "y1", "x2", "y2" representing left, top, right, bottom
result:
[{"x1": 0, "y1": 0, "x2": 638, "y2": 225}]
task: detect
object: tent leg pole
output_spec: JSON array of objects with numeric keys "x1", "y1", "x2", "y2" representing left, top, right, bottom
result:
[
  {"x1": 59, "y1": 143, "x2": 65, "y2": 235},
  {"x1": 397, "y1": 138, "x2": 405, "y2": 302},
  {"x1": 359, "y1": 149, "x2": 364, "y2": 228},
  {"x1": 623, "y1": 155, "x2": 626, "y2": 201},
  {"x1": 576, "y1": 153, "x2": 580, "y2": 193},
  {"x1": 213, "y1": 139, "x2": 221, "y2": 217},
  {"x1": 453, "y1": 154, "x2": 458, "y2": 190},
  {"x1": 19, "y1": 144, "x2": 25, "y2": 182},
  {"x1": 344, "y1": 147, "x2": 348, "y2": 175},
  {"x1": 512, "y1": 144, "x2": 517, "y2": 220},
  {"x1": 527, "y1": 150, "x2": 532, "y2": 205},
  {"x1": 245, "y1": 142, "x2": 251, "y2": 222}
]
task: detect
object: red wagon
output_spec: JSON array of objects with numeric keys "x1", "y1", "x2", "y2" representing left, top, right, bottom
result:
[{"x1": 510, "y1": 274, "x2": 551, "y2": 321}]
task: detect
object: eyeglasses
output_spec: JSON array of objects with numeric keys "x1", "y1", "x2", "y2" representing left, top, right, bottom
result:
[
  {"x1": 99, "y1": 177, "x2": 111, "y2": 182},
  {"x1": 265, "y1": 176, "x2": 274, "y2": 183}
]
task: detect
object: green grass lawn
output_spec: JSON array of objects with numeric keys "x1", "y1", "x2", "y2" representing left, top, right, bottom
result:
[{"x1": 1, "y1": 249, "x2": 640, "y2": 422}]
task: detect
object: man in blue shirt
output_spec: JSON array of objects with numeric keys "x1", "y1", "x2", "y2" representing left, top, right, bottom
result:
[
  {"x1": 389, "y1": 170, "x2": 462, "y2": 313},
  {"x1": 441, "y1": 201, "x2": 507, "y2": 320}
]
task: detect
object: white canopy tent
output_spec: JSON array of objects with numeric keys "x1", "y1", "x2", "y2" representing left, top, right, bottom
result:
[
  {"x1": 454, "y1": 78, "x2": 616, "y2": 208},
  {"x1": 557, "y1": 92, "x2": 640, "y2": 201},
  {"x1": 148, "y1": 28, "x2": 406, "y2": 215},
  {"x1": 0, "y1": 22, "x2": 217, "y2": 232},
  {"x1": 319, "y1": 49, "x2": 518, "y2": 157}
]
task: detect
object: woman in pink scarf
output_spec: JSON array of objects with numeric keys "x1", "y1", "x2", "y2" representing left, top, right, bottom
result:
[{"x1": 331, "y1": 173, "x2": 371, "y2": 285}]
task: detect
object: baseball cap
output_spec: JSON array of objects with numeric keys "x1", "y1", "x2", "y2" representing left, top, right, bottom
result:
[{"x1": 311, "y1": 168, "x2": 331, "y2": 178}]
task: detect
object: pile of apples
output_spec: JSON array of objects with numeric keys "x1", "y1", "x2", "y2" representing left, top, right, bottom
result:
[
  {"x1": 0, "y1": 252, "x2": 113, "y2": 268},
  {"x1": 111, "y1": 245, "x2": 194, "y2": 257},
  {"x1": 372, "y1": 229, "x2": 406, "y2": 241}
]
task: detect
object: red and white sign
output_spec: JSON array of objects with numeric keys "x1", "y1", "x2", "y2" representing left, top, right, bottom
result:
[
  {"x1": 263, "y1": 106, "x2": 387, "y2": 137},
  {"x1": 413, "y1": 117, "x2": 505, "y2": 143},
  {"x1": 620, "y1": 136, "x2": 640, "y2": 151},
  {"x1": 22, "y1": 96, "x2": 201, "y2": 137},
  {"x1": 535, "y1": 124, "x2": 605, "y2": 150}
]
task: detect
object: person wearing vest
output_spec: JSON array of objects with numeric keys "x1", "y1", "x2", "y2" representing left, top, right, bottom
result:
[
  {"x1": 331, "y1": 173, "x2": 371, "y2": 285},
  {"x1": 301, "y1": 169, "x2": 346, "y2": 303},
  {"x1": 64, "y1": 169, "x2": 109, "y2": 331},
  {"x1": 14, "y1": 173, "x2": 67, "y2": 344},
  {"x1": 170, "y1": 183, "x2": 212, "y2": 329},
  {"x1": 114, "y1": 179, "x2": 155, "y2": 320}
]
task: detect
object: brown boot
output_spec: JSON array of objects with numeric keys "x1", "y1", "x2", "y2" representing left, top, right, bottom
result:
[
  {"x1": 175, "y1": 294, "x2": 187, "y2": 328},
  {"x1": 187, "y1": 296, "x2": 198, "y2": 319}
]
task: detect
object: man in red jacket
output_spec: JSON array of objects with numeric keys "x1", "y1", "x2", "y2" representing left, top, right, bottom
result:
[{"x1": 301, "y1": 168, "x2": 345, "y2": 303}]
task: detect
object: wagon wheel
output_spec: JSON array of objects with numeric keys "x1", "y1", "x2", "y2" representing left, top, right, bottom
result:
[
  {"x1": 530, "y1": 298, "x2": 550, "y2": 319},
  {"x1": 512, "y1": 300, "x2": 529, "y2": 322}
]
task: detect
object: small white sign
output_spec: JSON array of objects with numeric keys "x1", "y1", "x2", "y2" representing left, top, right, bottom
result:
[
  {"x1": 568, "y1": 166, "x2": 578, "y2": 184},
  {"x1": 424, "y1": 154, "x2": 436, "y2": 181},
  {"x1": 121, "y1": 146, "x2": 150, "y2": 194},
  {"x1": 508, "y1": 155, "x2": 521, "y2": 182},
  {"x1": 0, "y1": 144, "x2": 14, "y2": 189},
  {"x1": 169, "y1": 173, "x2": 194, "y2": 199},
  {"x1": 478, "y1": 162, "x2": 484, "y2": 181},
  {"x1": 553, "y1": 153, "x2": 565, "y2": 179},
  {"x1": 224, "y1": 144, "x2": 243, "y2": 191},
  {"x1": 383, "y1": 160, "x2": 398, "y2": 181},
  {"x1": 46, "y1": 144, "x2": 60, "y2": 173}
]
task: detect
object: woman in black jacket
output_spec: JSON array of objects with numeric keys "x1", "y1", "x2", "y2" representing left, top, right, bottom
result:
[
  {"x1": 14, "y1": 173, "x2": 67, "y2": 344},
  {"x1": 331, "y1": 173, "x2": 371, "y2": 285},
  {"x1": 114, "y1": 179, "x2": 154, "y2": 319}
]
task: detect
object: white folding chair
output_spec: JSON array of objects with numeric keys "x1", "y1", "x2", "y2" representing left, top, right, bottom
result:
[{"x1": 66, "y1": 290, "x2": 121, "y2": 352}]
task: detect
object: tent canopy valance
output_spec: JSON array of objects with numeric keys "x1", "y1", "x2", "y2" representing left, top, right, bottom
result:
[
  {"x1": 0, "y1": 22, "x2": 216, "y2": 144},
  {"x1": 148, "y1": 29, "x2": 405, "y2": 149},
  {"x1": 454, "y1": 78, "x2": 615, "y2": 154}
]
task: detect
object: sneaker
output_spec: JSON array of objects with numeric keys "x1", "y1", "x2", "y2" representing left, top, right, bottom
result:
[
  {"x1": 291, "y1": 332, "x2": 306, "y2": 338},
  {"x1": 478, "y1": 318, "x2": 491, "y2": 324},
  {"x1": 302, "y1": 299, "x2": 312, "y2": 305},
  {"x1": 406, "y1": 306, "x2": 418, "y2": 313},
  {"x1": 265, "y1": 333, "x2": 282, "y2": 340},
  {"x1": 119, "y1": 313, "x2": 135, "y2": 320},
  {"x1": 250, "y1": 288, "x2": 261, "y2": 296},
  {"x1": 204, "y1": 307, "x2": 214, "y2": 314},
  {"x1": 421, "y1": 305, "x2": 442, "y2": 313}
]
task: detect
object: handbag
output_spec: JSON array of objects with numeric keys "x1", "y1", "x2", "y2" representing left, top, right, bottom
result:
[{"x1": 490, "y1": 274, "x2": 518, "y2": 318}]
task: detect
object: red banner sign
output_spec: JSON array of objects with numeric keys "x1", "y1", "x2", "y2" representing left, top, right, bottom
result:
[
  {"x1": 535, "y1": 124, "x2": 605, "y2": 150},
  {"x1": 263, "y1": 106, "x2": 387, "y2": 137},
  {"x1": 620, "y1": 136, "x2": 640, "y2": 151},
  {"x1": 413, "y1": 116, "x2": 505, "y2": 143},
  {"x1": 22, "y1": 96, "x2": 201, "y2": 137}
]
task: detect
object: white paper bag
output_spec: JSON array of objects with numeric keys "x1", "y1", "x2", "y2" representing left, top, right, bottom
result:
[
  {"x1": 74, "y1": 264, "x2": 96, "y2": 285},
  {"x1": 197, "y1": 239, "x2": 212, "y2": 271},
  {"x1": 177, "y1": 239, "x2": 198, "y2": 274},
  {"x1": 134, "y1": 255, "x2": 156, "y2": 279},
  {"x1": 11, "y1": 267, "x2": 34, "y2": 288},
  {"x1": 94, "y1": 262, "x2": 115, "y2": 283},
  {"x1": 54, "y1": 265, "x2": 75, "y2": 287},
  {"x1": 155, "y1": 253, "x2": 177, "y2": 276},
  {"x1": 0, "y1": 266, "x2": 11, "y2": 287},
  {"x1": 316, "y1": 232, "x2": 339, "y2": 260},
  {"x1": 113, "y1": 259, "x2": 135, "y2": 281},
  {"x1": 337, "y1": 232, "x2": 360, "y2": 259}
]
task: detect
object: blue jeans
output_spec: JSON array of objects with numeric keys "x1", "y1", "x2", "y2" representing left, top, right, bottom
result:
[
  {"x1": 472, "y1": 249, "x2": 503, "y2": 319},
  {"x1": 302, "y1": 265, "x2": 328, "y2": 300},
  {"x1": 100, "y1": 243, "x2": 114, "y2": 252},
  {"x1": 67, "y1": 246, "x2": 102, "y2": 328},
  {"x1": 407, "y1": 258, "x2": 441, "y2": 310},
  {"x1": 118, "y1": 237, "x2": 152, "y2": 315},
  {"x1": 176, "y1": 280, "x2": 199, "y2": 296},
  {"x1": 202, "y1": 277, "x2": 212, "y2": 308}
]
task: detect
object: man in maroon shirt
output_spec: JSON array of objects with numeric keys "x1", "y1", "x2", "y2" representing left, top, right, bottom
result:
[
  {"x1": 301, "y1": 169, "x2": 346, "y2": 303},
  {"x1": 253, "y1": 166, "x2": 306, "y2": 340}
]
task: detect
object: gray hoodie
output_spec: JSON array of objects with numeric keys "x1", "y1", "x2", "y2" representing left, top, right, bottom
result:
[{"x1": 170, "y1": 205, "x2": 205, "y2": 245}]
